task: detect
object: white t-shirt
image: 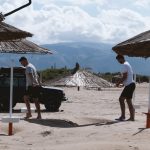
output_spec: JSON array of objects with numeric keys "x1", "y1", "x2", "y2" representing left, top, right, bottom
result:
[
  {"x1": 122, "y1": 61, "x2": 134, "y2": 86},
  {"x1": 25, "y1": 63, "x2": 39, "y2": 87}
]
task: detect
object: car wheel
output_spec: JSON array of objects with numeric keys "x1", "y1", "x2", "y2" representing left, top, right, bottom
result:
[
  {"x1": 0, "y1": 103, "x2": 3, "y2": 112},
  {"x1": 44, "y1": 99, "x2": 61, "y2": 112}
]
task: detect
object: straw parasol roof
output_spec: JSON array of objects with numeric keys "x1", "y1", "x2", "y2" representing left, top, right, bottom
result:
[
  {"x1": 0, "y1": 39, "x2": 52, "y2": 54},
  {"x1": 46, "y1": 69, "x2": 112, "y2": 89},
  {"x1": 0, "y1": 21, "x2": 32, "y2": 41},
  {"x1": 112, "y1": 30, "x2": 150, "y2": 58}
]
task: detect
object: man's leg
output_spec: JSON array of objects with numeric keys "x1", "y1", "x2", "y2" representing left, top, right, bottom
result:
[
  {"x1": 118, "y1": 97, "x2": 126, "y2": 120},
  {"x1": 34, "y1": 98, "x2": 42, "y2": 119},
  {"x1": 24, "y1": 95, "x2": 32, "y2": 118},
  {"x1": 126, "y1": 99, "x2": 135, "y2": 121}
]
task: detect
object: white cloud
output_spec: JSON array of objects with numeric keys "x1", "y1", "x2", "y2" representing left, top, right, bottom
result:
[
  {"x1": 135, "y1": 0, "x2": 150, "y2": 7},
  {"x1": 70, "y1": 0, "x2": 107, "y2": 6},
  {"x1": 34, "y1": 0, "x2": 107, "y2": 6},
  {"x1": 0, "y1": 0, "x2": 150, "y2": 45},
  {"x1": 98, "y1": 8, "x2": 150, "y2": 43}
]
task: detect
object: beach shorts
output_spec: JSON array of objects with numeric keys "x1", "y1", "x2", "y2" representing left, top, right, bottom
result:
[
  {"x1": 120, "y1": 82, "x2": 135, "y2": 99},
  {"x1": 25, "y1": 86, "x2": 41, "y2": 99}
]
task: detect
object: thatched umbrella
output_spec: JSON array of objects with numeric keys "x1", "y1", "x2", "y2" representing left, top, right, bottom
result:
[
  {"x1": 112, "y1": 30, "x2": 150, "y2": 128},
  {"x1": 47, "y1": 69, "x2": 112, "y2": 89},
  {"x1": 0, "y1": 21, "x2": 32, "y2": 41},
  {"x1": 112, "y1": 30, "x2": 150, "y2": 58},
  {"x1": 0, "y1": 0, "x2": 32, "y2": 41},
  {"x1": 0, "y1": 39, "x2": 52, "y2": 54},
  {"x1": 0, "y1": 0, "x2": 49, "y2": 135}
]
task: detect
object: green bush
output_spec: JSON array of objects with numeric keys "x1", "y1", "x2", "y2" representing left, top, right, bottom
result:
[{"x1": 39, "y1": 68, "x2": 71, "y2": 82}]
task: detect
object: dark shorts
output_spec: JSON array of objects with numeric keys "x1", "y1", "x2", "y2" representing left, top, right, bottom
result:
[
  {"x1": 120, "y1": 82, "x2": 136, "y2": 99},
  {"x1": 25, "y1": 86, "x2": 41, "y2": 99}
]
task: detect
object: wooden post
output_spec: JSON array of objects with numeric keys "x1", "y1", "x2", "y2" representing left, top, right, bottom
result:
[
  {"x1": 146, "y1": 113, "x2": 150, "y2": 128},
  {"x1": 8, "y1": 123, "x2": 13, "y2": 136},
  {"x1": 77, "y1": 86, "x2": 80, "y2": 91},
  {"x1": 144, "y1": 113, "x2": 150, "y2": 128},
  {"x1": 2, "y1": 116, "x2": 20, "y2": 136}
]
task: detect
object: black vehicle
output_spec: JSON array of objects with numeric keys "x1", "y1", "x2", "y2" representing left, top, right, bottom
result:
[{"x1": 0, "y1": 67, "x2": 66, "y2": 112}]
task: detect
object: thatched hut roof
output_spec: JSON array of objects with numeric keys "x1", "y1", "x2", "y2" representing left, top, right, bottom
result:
[
  {"x1": 0, "y1": 22, "x2": 32, "y2": 41},
  {"x1": 45, "y1": 69, "x2": 112, "y2": 89},
  {"x1": 0, "y1": 39, "x2": 52, "y2": 54},
  {"x1": 112, "y1": 30, "x2": 150, "y2": 58}
]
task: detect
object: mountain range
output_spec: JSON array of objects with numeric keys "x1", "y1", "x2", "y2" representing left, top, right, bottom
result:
[{"x1": 0, "y1": 42, "x2": 150, "y2": 75}]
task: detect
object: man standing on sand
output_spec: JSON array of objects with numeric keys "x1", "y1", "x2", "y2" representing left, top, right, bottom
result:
[
  {"x1": 115, "y1": 55, "x2": 135, "y2": 121},
  {"x1": 19, "y1": 57, "x2": 42, "y2": 119}
]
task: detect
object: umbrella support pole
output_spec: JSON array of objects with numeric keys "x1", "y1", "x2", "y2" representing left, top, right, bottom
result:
[
  {"x1": 9, "y1": 61, "x2": 13, "y2": 118},
  {"x1": 144, "y1": 113, "x2": 150, "y2": 128},
  {"x1": 1, "y1": 59, "x2": 20, "y2": 136},
  {"x1": 1, "y1": 117, "x2": 20, "y2": 135},
  {"x1": 8, "y1": 123, "x2": 13, "y2": 136},
  {"x1": 133, "y1": 74, "x2": 140, "y2": 109},
  {"x1": 77, "y1": 86, "x2": 80, "y2": 91}
]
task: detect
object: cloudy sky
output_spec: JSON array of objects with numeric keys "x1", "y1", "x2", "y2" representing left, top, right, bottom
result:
[{"x1": 0, "y1": 0, "x2": 150, "y2": 45}]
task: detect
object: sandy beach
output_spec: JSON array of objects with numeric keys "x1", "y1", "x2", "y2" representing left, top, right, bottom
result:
[{"x1": 0, "y1": 83, "x2": 150, "y2": 150}]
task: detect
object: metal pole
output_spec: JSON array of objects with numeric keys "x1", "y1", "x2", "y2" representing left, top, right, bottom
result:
[
  {"x1": 4, "y1": 0, "x2": 32, "y2": 17},
  {"x1": 133, "y1": 73, "x2": 136, "y2": 105},
  {"x1": 9, "y1": 60, "x2": 14, "y2": 118}
]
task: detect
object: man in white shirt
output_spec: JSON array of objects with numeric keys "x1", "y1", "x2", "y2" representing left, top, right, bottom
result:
[
  {"x1": 19, "y1": 57, "x2": 42, "y2": 119},
  {"x1": 116, "y1": 55, "x2": 135, "y2": 121}
]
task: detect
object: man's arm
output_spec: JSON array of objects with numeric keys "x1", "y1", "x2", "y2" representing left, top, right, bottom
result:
[
  {"x1": 28, "y1": 73, "x2": 41, "y2": 86},
  {"x1": 116, "y1": 72, "x2": 127, "y2": 87}
]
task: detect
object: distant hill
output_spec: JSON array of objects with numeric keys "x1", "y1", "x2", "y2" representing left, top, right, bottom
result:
[
  {"x1": 41, "y1": 42, "x2": 150, "y2": 75},
  {"x1": 0, "y1": 42, "x2": 150, "y2": 75},
  {"x1": 42, "y1": 42, "x2": 117, "y2": 72}
]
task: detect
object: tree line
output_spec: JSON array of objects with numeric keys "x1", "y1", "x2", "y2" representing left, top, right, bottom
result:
[
  {"x1": 98, "y1": 72, "x2": 149, "y2": 83},
  {"x1": 39, "y1": 63, "x2": 80, "y2": 82},
  {"x1": 39, "y1": 63, "x2": 149, "y2": 83}
]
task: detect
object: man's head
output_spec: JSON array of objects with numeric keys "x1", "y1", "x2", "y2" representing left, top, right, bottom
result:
[
  {"x1": 116, "y1": 55, "x2": 125, "y2": 64},
  {"x1": 19, "y1": 57, "x2": 28, "y2": 67}
]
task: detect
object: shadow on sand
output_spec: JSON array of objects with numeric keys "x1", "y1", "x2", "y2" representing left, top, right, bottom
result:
[
  {"x1": 132, "y1": 128, "x2": 148, "y2": 136},
  {"x1": 0, "y1": 109, "x2": 22, "y2": 113},
  {"x1": 25, "y1": 119, "x2": 78, "y2": 128},
  {"x1": 0, "y1": 134, "x2": 8, "y2": 136},
  {"x1": 25, "y1": 118, "x2": 121, "y2": 128}
]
